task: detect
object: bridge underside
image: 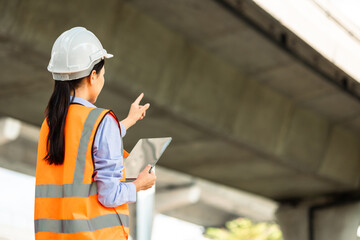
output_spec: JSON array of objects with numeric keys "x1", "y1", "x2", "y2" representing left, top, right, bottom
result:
[{"x1": 1, "y1": 0, "x2": 360, "y2": 205}]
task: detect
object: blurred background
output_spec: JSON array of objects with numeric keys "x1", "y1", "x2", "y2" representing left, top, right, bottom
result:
[{"x1": 0, "y1": 0, "x2": 360, "y2": 239}]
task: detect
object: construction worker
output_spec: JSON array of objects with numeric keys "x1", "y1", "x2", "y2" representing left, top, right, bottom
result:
[{"x1": 34, "y1": 27, "x2": 156, "y2": 239}]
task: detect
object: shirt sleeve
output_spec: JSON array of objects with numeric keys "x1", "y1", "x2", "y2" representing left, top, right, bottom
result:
[
  {"x1": 120, "y1": 122, "x2": 127, "y2": 138},
  {"x1": 93, "y1": 113, "x2": 136, "y2": 207}
]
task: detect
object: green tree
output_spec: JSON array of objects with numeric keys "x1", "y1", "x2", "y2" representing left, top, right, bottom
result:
[{"x1": 205, "y1": 218, "x2": 283, "y2": 240}]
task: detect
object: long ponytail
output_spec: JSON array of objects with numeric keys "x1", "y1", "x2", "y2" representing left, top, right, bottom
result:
[{"x1": 44, "y1": 59, "x2": 105, "y2": 165}]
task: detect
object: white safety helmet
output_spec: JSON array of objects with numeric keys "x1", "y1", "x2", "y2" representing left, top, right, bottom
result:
[{"x1": 47, "y1": 27, "x2": 113, "y2": 81}]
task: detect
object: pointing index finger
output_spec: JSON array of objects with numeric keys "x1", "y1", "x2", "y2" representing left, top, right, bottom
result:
[{"x1": 134, "y1": 93, "x2": 144, "y2": 105}]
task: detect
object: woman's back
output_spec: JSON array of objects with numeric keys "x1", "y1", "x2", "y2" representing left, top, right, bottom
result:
[{"x1": 35, "y1": 105, "x2": 130, "y2": 239}]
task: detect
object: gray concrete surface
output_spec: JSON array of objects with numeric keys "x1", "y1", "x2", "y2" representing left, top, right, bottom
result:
[
  {"x1": 1, "y1": 0, "x2": 360, "y2": 239},
  {"x1": 1, "y1": 0, "x2": 359, "y2": 201},
  {"x1": 277, "y1": 198, "x2": 360, "y2": 240},
  {"x1": 314, "y1": 201, "x2": 360, "y2": 240}
]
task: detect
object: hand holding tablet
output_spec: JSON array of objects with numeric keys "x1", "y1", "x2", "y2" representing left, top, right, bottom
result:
[{"x1": 125, "y1": 137, "x2": 172, "y2": 182}]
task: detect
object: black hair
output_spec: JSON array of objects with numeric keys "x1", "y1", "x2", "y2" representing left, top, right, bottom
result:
[{"x1": 44, "y1": 59, "x2": 105, "y2": 165}]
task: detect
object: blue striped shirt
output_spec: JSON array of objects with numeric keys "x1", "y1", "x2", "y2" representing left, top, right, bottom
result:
[{"x1": 71, "y1": 96, "x2": 136, "y2": 207}]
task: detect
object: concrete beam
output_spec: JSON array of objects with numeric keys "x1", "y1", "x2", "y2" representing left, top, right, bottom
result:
[
  {"x1": 0, "y1": 118, "x2": 20, "y2": 145},
  {"x1": 156, "y1": 167, "x2": 278, "y2": 223},
  {"x1": 1, "y1": 0, "x2": 360, "y2": 201},
  {"x1": 155, "y1": 184, "x2": 201, "y2": 213},
  {"x1": 198, "y1": 180, "x2": 277, "y2": 222},
  {"x1": 0, "y1": 120, "x2": 38, "y2": 176}
]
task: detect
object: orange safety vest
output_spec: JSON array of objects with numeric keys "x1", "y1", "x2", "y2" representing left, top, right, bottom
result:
[{"x1": 34, "y1": 104, "x2": 130, "y2": 240}]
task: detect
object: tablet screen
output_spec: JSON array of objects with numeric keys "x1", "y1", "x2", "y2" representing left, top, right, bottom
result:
[{"x1": 124, "y1": 137, "x2": 172, "y2": 181}]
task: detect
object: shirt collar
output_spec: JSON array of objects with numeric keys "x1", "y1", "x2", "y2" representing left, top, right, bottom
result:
[{"x1": 71, "y1": 96, "x2": 96, "y2": 108}]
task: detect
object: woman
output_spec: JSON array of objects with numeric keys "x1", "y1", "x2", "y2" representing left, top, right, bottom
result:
[{"x1": 34, "y1": 27, "x2": 156, "y2": 240}]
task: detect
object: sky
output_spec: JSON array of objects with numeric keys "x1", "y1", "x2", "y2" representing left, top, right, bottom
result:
[
  {"x1": 253, "y1": 0, "x2": 360, "y2": 81},
  {"x1": 329, "y1": 0, "x2": 360, "y2": 28}
]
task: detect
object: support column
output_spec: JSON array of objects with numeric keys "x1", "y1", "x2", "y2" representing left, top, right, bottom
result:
[
  {"x1": 276, "y1": 202, "x2": 310, "y2": 240},
  {"x1": 312, "y1": 201, "x2": 360, "y2": 240},
  {"x1": 129, "y1": 187, "x2": 155, "y2": 240},
  {"x1": 276, "y1": 199, "x2": 360, "y2": 240},
  {"x1": 128, "y1": 164, "x2": 156, "y2": 240},
  {"x1": 136, "y1": 185, "x2": 155, "y2": 240}
]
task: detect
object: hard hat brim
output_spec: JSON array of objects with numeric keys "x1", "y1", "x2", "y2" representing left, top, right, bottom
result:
[
  {"x1": 50, "y1": 52, "x2": 113, "y2": 81},
  {"x1": 51, "y1": 54, "x2": 113, "y2": 81},
  {"x1": 104, "y1": 53, "x2": 113, "y2": 59}
]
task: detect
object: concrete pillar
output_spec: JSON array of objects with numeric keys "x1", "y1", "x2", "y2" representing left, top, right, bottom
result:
[
  {"x1": 136, "y1": 186, "x2": 155, "y2": 240},
  {"x1": 276, "y1": 199, "x2": 360, "y2": 240},
  {"x1": 129, "y1": 187, "x2": 155, "y2": 240},
  {"x1": 313, "y1": 201, "x2": 360, "y2": 240},
  {"x1": 276, "y1": 203, "x2": 310, "y2": 240},
  {"x1": 129, "y1": 165, "x2": 156, "y2": 240}
]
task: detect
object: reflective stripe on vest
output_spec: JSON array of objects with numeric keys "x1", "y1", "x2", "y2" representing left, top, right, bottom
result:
[
  {"x1": 35, "y1": 214, "x2": 129, "y2": 233},
  {"x1": 35, "y1": 106, "x2": 129, "y2": 238},
  {"x1": 35, "y1": 182, "x2": 97, "y2": 198}
]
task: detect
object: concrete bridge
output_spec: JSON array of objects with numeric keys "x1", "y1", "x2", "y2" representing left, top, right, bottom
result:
[{"x1": 0, "y1": 0, "x2": 360, "y2": 239}]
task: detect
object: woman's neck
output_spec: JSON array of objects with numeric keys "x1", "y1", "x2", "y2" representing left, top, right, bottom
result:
[{"x1": 72, "y1": 86, "x2": 92, "y2": 103}]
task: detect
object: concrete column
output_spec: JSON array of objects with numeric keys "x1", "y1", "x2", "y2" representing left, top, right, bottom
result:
[
  {"x1": 276, "y1": 203, "x2": 310, "y2": 240},
  {"x1": 129, "y1": 187, "x2": 155, "y2": 240},
  {"x1": 129, "y1": 177, "x2": 156, "y2": 240},
  {"x1": 136, "y1": 186, "x2": 155, "y2": 240},
  {"x1": 313, "y1": 201, "x2": 360, "y2": 240},
  {"x1": 276, "y1": 199, "x2": 360, "y2": 240}
]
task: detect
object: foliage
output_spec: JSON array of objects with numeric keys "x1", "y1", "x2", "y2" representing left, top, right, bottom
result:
[{"x1": 205, "y1": 218, "x2": 283, "y2": 240}]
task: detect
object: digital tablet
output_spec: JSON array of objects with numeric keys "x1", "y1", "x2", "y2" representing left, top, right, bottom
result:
[{"x1": 124, "y1": 137, "x2": 172, "y2": 181}]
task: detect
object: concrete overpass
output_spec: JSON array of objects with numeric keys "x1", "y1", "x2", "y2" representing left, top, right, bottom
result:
[{"x1": 0, "y1": 0, "x2": 360, "y2": 239}]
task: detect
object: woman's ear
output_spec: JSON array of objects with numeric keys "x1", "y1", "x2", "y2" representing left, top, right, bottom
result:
[{"x1": 89, "y1": 70, "x2": 98, "y2": 86}]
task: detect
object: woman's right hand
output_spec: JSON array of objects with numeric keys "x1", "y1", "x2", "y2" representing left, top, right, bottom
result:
[
  {"x1": 121, "y1": 93, "x2": 150, "y2": 130},
  {"x1": 133, "y1": 165, "x2": 156, "y2": 192}
]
